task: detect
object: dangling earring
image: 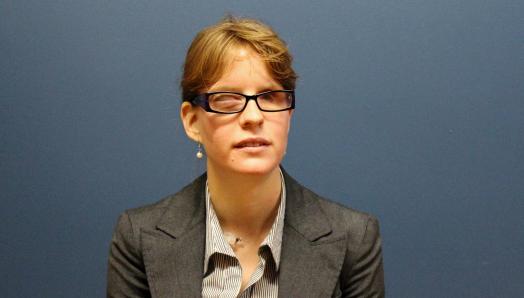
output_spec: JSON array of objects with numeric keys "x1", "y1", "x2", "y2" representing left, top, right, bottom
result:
[{"x1": 196, "y1": 142, "x2": 204, "y2": 159}]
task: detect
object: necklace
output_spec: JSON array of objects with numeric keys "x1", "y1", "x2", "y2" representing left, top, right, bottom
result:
[{"x1": 223, "y1": 232, "x2": 244, "y2": 248}]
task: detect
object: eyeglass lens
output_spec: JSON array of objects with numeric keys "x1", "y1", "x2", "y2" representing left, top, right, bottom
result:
[{"x1": 208, "y1": 91, "x2": 292, "y2": 113}]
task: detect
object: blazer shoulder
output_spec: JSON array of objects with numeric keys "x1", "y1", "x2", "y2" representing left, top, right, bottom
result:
[
  {"x1": 311, "y1": 196, "x2": 385, "y2": 296},
  {"x1": 305, "y1": 185, "x2": 380, "y2": 246},
  {"x1": 122, "y1": 193, "x2": 176, "y2": 231},
  {"x1": 283, "y1": 170, "x2": 380, "y2": 245},
  {"x1": 120, "y1": 173, "x2": 206, "y2": 234},
  {"x1": 319, "y1": 195, "x2": 378, "y2": 227}
]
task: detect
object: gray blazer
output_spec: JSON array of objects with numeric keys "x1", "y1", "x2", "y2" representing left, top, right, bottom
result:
[{"x1": 107, "y1": 170, "x2": 385, "y2": 297}]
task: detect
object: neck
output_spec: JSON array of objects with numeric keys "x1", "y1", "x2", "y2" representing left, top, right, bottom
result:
[{"x1": 207, "y1": 164, "x2": 282, "y2": 240}]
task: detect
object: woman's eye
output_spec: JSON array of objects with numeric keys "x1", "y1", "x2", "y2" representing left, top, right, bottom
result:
[
  {"x1": 212, "y1": 95, "x2": 242, "y2": 102},
  {"x1": 259, "y1": 94, "x2": 275, "y2": 101}
]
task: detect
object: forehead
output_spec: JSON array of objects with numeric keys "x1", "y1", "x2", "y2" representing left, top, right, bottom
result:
[
  {"x1": 223, "y1": 46, "x2": 266, "y2": 73},
  {"x1": 211, "y1": 46, "x2": 281, "y2": 91}
]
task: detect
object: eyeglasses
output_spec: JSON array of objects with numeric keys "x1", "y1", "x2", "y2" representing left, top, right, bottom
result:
[{"x1": 190, "y1": 90, "x2": 295, "y2": 114}]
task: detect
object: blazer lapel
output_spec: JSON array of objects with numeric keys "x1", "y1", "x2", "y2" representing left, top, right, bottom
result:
[
  {"x1": 278, "y1": 171, "x2": 347, "y2": 297},
  {"x1": 141, "y1": 175, "x2": 207, "y2": 298},
  {"x1": 138, "y1": 170, "x2": 347, "y2": 297}
]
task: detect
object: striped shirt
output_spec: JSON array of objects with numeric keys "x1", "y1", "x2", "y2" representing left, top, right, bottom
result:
[{"x1": 201, "y1": 171, "x2": 286, "y2": 298}]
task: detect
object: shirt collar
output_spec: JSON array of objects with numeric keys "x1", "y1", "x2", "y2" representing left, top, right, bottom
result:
[{"x1": 203, "y1": 169, "x2": 287, "y2": 274}]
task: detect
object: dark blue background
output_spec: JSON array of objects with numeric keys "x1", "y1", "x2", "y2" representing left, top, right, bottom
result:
[{"x1": 2, "y1": 1, "x2": 523, "y2": 297}]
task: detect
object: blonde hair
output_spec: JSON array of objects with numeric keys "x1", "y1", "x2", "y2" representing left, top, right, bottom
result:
[{"x1": 180, "y1": 16, "x2": 297, "y2": 102}]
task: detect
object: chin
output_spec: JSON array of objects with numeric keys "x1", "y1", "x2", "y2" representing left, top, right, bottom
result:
[{"x1": 230, "y1": 159, "x2": 280, "y2": 176}]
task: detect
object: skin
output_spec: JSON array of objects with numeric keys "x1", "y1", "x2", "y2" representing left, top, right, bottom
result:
[{"x1": 180, "y1": 46, "x2": 293, "y2": 290}]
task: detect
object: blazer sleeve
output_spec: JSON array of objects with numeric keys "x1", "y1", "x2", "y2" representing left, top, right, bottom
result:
[
  {"x1": 107, "y1": 212, "x2": 151, "y2": 298},
  {"x1": 340, "y1": 216, "x2": 385, "y2": 298}
]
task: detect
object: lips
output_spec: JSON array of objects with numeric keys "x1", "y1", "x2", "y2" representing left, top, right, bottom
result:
[{"x1": 233, "y1": 137, "x2": 271, "y2": 148}]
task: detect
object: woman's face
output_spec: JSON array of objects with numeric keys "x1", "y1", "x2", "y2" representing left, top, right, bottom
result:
[{"x1": 181, "y1": 47, "x2": 293, "y2": 176}]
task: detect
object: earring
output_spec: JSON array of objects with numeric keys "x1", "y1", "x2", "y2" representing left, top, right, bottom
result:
[{"x1": 196, "y1": 142, "x2": 204, "y2": 159}]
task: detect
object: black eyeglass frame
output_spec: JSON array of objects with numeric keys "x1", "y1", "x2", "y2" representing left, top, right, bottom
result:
[{"x1": 189, "y1": 90, "x2": 295, "y2": 114}]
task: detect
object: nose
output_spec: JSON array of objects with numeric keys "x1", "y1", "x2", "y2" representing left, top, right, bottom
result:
[{"x1": 239, "y1": 98, "x2": 264, "y2": 128}]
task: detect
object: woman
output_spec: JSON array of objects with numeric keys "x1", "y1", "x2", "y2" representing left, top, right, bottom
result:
[{"x1": 107, "y1": 16, "x2": 384, "y2": 297}]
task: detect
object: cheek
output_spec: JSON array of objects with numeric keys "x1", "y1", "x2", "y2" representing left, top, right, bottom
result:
[
  {"x1": 199, "y1": 119, "x2": 232, "y2": 152},
  {"x1": 271, "y1": 116, "x2": 292, "y2": 146}
]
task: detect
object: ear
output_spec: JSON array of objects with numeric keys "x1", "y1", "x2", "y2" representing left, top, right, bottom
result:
[
  {"x1": 287, "y1": 109, "x2": 294, "y2": 132},
  {"x1": 180, "y1": 102, "x2": 201, "y2": 142}
]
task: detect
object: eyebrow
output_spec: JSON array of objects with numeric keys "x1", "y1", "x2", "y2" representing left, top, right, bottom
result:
[{"x1": 208, "y1": 84, "x2": 283, "y2": 93}]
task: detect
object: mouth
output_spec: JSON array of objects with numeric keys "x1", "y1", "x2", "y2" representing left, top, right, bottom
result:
[{"x1": 233, "y1": 138, "x2": 271, "y2": 149}]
